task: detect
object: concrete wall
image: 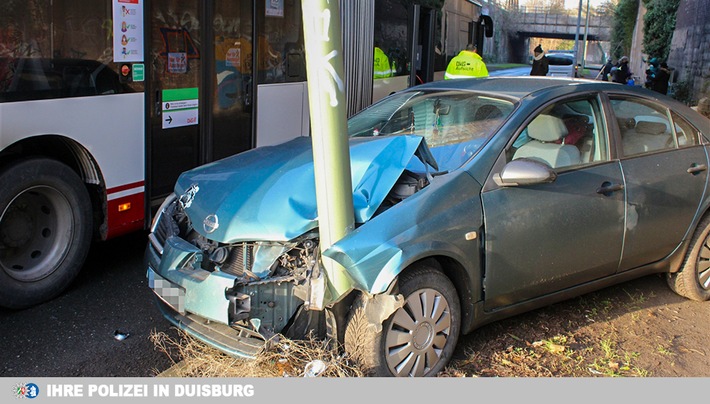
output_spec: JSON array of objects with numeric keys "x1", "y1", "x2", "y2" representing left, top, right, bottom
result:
[
  {"x1": 481, "y1": 4, "x2": 516, "y2": 63},
  {"x1": 628, "y1": 2, "x2": 647, "y2": 85},
  {"x1": 667, "y1": 0, "x2": 710, "y2": 103}
]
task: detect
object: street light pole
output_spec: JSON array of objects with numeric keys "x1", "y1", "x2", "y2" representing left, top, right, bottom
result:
[
  {"x1": 582, "y1": 0, "x2": 591, "y2": 70},
  {"x1": 573, "y1": 0, "x2": 583, "y2": 74},
  {"x1": 301, "y1": 0, "x2": 356, "y2": 305}
]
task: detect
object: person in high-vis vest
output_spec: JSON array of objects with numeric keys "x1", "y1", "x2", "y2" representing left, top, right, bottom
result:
[
  {"x1": 374, "y1": 45, "x2": 392, "y2": 78},
  {"x1": 444, "y1": 44, "x2": 488, "y2": 79}
]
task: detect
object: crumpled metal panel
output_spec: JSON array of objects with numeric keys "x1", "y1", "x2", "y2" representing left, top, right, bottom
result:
[
  {"x1": 323, "y1": 171, "x2": 485, "y2": 295},
  {"x1": 174, "y1": 135, "x2": 424, "y2": 243},
  {"x1": 156, "y1": 237, "x2": 236, "y2": 324}
]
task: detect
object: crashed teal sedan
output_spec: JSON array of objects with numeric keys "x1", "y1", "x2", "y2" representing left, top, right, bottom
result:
[{"x1": 146, "y1": 77, "x2": 710, "y2": 376}]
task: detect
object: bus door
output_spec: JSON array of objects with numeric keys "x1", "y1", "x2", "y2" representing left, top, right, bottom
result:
[
  {"x1": 409, "y1": 5, "x2": 436, "y2": 86},
  {"x1": 148, "y1": 0, "x2": 253, "y2": 200}
]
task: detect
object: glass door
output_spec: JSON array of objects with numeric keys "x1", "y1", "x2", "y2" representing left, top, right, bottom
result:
[
  {"x1": 148, "y1": 0, "x2": 203, "y2": 198},
  {"x1": 212, "y1": 0, "x2": 253, "y2": 160},
  {"x1": 148, "y1": 0, "x2": 254, "y2": 200}
]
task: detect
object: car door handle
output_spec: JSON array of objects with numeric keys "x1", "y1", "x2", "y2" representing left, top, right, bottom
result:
[
  {"x1": 687, "y1": 164, "x2": 707, "y2": 175},
  {"x1": 596, "y1": 182, "x2": 624, "y2": 196}
]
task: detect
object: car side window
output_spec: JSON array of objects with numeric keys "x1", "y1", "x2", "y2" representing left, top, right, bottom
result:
[
  {"x1": 509, "y1": 97, "x2": 608, "y2": 169},
  {"x1": 610, "y1": 97, "x2": 674, "y2": 156},
  {"x1": 671, "y1": 111, "x2": 700, "y2": 147}
]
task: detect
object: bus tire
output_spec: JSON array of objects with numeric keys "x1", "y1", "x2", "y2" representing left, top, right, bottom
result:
[{"x1": 0, "y1": 158, "x2": 92, "y2": 309}]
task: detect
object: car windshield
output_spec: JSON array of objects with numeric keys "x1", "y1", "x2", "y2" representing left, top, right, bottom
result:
[{"x1": 348, "y1": 90, "x2": 515, "y2": 172}]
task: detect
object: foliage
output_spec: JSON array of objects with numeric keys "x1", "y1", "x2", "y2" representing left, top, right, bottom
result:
[
  {"x1": 670, "y1": 79, "x2": 694, "y2": 105},
  {"x1": 610, "y1": 0, "x2": 639, "y2": 60},
  {"x1": 548, "y1": 0, "x2": 566, "y2": 13},
  {"x1": 641, "y1": 0, "x2": 680, "y2": 61}
]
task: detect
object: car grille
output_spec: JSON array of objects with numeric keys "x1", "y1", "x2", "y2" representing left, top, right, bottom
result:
[
  {"x1": 150, "y1": 198, "x2": 255, "y2": 277},
  {"x1": 149, "y1": 199, "x2": 180, "y2": 256},
  {"x1": 220, "y1": 243, "x2": 254, "y2": 277}
]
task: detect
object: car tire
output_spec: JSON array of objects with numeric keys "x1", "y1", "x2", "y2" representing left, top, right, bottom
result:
[
  {"x1": 344, "y1": 263, "x2": 460, "y2": 376},
  {"x1": 667, "y1": 214, "x2": 710, "y2": 301},
  {"x1": 0, "y1": 158, "x2": 92, "y2": 309}
]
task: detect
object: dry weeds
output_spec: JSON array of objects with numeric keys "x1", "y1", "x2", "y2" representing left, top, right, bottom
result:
[{"x1": 150, "y1": 330, "x2": 365, "y2": 378}]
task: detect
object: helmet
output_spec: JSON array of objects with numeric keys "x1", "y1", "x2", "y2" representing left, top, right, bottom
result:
[{"x1": 620, "y1": 56, "x2": 629, "y2": 63}]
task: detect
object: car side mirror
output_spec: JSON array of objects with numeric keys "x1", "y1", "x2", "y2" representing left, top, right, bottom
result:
[{"x1": 493, "y1": 158, "x2": 557, "y2": 187}]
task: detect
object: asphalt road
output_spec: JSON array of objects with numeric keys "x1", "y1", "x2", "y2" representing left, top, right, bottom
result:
[{"x1": 0, "y1": 231, "x2": 177, "y2": 377}]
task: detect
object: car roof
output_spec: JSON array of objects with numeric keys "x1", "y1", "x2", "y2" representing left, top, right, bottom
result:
[
  {"x1": 411, "y1": 77, "x2": 616, "y2": 100},
  {"x1": 408, "y1": 77, "x2": 708, "y2": 131}
]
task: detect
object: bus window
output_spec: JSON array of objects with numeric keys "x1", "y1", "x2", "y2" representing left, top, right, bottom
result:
[
  {"x1": 0, "y1": 0, "x2": 141, "y2": 101},
  {"x1": 374, "y1": 1, "x2": 410, "y2": 79}
]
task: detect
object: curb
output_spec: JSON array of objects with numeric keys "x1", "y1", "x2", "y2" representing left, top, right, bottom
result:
[{"x1": 157, "y1": 361, "x2": 188, "y2": 377}]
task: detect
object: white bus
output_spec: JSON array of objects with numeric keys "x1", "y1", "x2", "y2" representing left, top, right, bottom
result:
[{"x1": 0, "y1": 0, "x2": 491, "y2": 309}]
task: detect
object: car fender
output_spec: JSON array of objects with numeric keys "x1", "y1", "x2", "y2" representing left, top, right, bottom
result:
[{"x1": 323, "y1": 171, "x2": 484, "y2": 295}]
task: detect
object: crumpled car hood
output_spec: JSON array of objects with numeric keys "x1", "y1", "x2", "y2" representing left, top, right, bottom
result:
[{"x1": 174, "y1": 135, "x2": 425, "y2": 243}]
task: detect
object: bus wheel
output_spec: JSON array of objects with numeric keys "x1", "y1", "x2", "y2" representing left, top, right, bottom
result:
[{"x1": 0, "y1": 159, "x2": 92, "y2": 309}]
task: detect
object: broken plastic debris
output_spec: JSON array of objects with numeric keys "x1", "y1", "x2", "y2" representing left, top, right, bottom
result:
[
  {"x1": 303, "y1": 359, "x2": 326, "y2": 377},
  {"x1": 249, "y1": 318, "x2": 261, "y2": 332},
  {"x1": 113, "y1": 330, "x2": 130, "y2": 341}
]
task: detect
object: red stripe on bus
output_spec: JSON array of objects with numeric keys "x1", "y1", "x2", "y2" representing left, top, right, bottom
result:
[
  {"x1": 106, "y1": 191, "x2": 145, "y2": 239},
  {"x1": 107, "y1": 181, "x2": 145, "y2": 195}
]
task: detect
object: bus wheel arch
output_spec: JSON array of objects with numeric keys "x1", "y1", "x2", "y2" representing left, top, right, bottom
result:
[
  {"x1": 0, "y1": 157, "x2": 94, "y2": 309},
  {"x1": 1, "y1": 135, "x2": 107, "y2": 238}
]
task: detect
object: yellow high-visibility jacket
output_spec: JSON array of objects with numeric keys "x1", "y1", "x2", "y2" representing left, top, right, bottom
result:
[
  {"x1": 374, "y1": 47, "x2": 392, "y2": 78},
  {"x1": 444, "y1": 50, "x2": 488, "y2": 79}
]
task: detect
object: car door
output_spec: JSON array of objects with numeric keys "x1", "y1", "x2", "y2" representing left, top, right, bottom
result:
[
  {"x1": 481, "y1": 95, "x2": 626, "y2": 310},
  {"x1": 610, "y1": 96, "x2": 709, "y2": 271}
]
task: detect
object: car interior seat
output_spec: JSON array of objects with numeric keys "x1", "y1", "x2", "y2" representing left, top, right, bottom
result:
[
  {"x1": 622, "y1": 118, "x2": 672, "y2": 155},
  {"x1": 513, "y1": 114, "x2": 581, "y2": 168}
]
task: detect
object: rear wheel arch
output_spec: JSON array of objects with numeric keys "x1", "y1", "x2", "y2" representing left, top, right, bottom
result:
[{"x1": 667, "y1": 211, "x2": 710, "y2": 301}]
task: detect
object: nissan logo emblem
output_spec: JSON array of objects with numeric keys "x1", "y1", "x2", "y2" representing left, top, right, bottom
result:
[{"x1": 203, "y1": 214, "x2": 219, "y2": 233}]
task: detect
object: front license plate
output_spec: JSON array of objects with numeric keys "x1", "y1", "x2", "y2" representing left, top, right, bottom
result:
[{"x1": 148, "y1": 268, "x2": 185, "y2": 313}]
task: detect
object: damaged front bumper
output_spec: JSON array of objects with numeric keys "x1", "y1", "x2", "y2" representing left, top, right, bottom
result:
[{"x1": 145, "y1": 194, "x2": 338, "y2": 358}]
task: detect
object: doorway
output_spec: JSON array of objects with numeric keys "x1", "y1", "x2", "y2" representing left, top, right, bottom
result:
[{"x1": 148, "y1": 0, "x2": 253, "y2": 200}]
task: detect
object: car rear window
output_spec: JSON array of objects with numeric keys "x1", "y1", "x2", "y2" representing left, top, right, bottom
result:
[{"x1": 546, "y1": 55, "x2": 574, "y2": 66}]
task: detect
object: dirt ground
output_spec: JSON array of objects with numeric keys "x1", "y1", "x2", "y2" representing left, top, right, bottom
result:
[
  {"x1": 160, "y1": 272, "x2": 709, "y2": 378},
  {"x1": 443, "y1": 273, "x2": 710, "y2": 377}
]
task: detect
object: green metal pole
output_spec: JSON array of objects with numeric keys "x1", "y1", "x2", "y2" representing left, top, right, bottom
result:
[{"x1": 301, "y1": 0, "x2": 356, "y2": 301}]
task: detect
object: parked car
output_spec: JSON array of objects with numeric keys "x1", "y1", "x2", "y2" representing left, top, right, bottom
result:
[
  {"x1": 146, "y1": 77, "x2": 710, "y2": 377},
  {"x1": 546, "y1": 52, "x2": 578, "y2": 77}
]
